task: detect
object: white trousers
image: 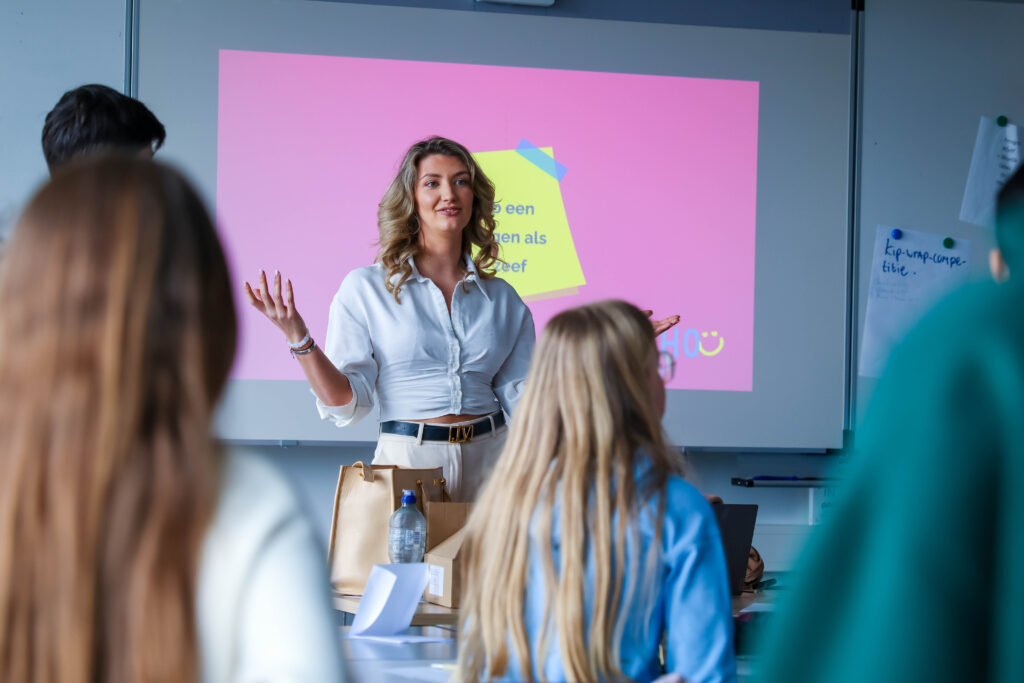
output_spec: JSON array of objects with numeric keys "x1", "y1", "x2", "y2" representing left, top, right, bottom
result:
[{"x1": 372, "y1": 418, "x2": 508, "y2": 502}]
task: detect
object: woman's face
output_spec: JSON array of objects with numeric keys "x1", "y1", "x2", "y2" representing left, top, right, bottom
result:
[{"x1": 414, "y1": 154, "x2": 474, "y2": 242}]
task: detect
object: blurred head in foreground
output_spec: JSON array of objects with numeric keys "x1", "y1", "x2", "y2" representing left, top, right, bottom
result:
[
  {"x1": 990, "y1": 163, "x2": 1024, "y2": 281},
  {"x1": 0, "y1": 156, "x2": 235, "y2": 682}
]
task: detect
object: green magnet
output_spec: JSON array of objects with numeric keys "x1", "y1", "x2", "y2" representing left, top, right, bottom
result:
[
  {"x1": 997, "y1": 115, "x2": 1009, "y2": 127},
  {"x1": 943, "y1": 237, "x2": 955, "y2": 249}
]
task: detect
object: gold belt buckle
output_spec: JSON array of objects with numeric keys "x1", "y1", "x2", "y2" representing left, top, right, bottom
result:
[{"x1": 448, "y1": 424, "x2": 474, "y2": 443}]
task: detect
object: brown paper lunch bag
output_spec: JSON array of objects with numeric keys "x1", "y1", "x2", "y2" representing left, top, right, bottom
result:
[
  {"x1": 327, "y1": 461, "x2": 445, "y2": 595},
  {"x1": 416, "y1": 480, "x2": 473, "y2": 553}
]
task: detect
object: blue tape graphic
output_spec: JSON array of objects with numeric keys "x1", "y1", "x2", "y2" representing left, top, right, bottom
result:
[{"x1": 516, "y1": 139, "x2": 567, "y2": 182}]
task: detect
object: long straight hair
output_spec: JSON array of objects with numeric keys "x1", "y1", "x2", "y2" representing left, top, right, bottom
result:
[
  {"x1": 457, "y1": 300, "x2": 683, "y2": 681},
  {"x1": 0, "y1": 156, "x2": 237, "y2": 682}
]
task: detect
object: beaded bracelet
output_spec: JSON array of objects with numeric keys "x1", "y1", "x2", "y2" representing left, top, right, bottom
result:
[
  {"x1": 287, "y1": 331, "x2": 312, "y2": 350},
  {"x1": 290, "y1": 339, "x2": 316, "y2": 358}
]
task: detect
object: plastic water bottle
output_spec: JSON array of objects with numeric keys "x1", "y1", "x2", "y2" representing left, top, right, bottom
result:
[{"x1": 388, "y1": 489, "x2": 426, "y2": 563}]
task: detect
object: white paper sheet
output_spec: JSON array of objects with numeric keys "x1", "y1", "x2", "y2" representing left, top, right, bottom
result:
[
  {"x1": 739, "y1": 602, "x2": 775, "y2": 613},
  {"x1": 378, "y1": 664, "x2": 454, "y2": 682},
  {"x1": 859, "y1": 225, "x2": 972, "y2": 378},
  {"x1": 960, "y1": 116, "x2": 1021, "y2": 228},
  {"x1": 350, "y1": 563, "x2": 431, "y2": 638}
]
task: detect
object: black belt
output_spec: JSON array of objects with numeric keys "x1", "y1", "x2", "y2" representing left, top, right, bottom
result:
[{"x1": 380, "y1": 412, "x2": 506, "y2": 444}]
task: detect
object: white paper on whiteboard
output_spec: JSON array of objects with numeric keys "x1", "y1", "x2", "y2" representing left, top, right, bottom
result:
[
  {"x1": 960, "y1": 116, "x2": 1021, "y2": 228},
  {"x1": 350, "y1": 563, "x2": 430, "y2": 638},
  {"x1": 859, "y1": 225, "x2": 972, "y2": 378}
]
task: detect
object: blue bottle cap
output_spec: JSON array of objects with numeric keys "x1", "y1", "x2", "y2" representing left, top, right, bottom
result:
[
  {"x1": 891, "y1": 229, "x2": 903, "y2": 240},
  {"x1": 401, "y1": 489, "x2": 417, "y2": 504}
]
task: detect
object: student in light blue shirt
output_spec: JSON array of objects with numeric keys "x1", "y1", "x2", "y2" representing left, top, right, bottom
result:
[{"x1": 457, "y1": 300, "x2": 736, "y2": 683}]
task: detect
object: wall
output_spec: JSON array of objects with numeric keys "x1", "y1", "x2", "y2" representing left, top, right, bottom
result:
[
  {"x1": 0, "y1": 0, "x2": 127, "y2": 235},
  {"x1": 853, "y1": 0, "x2": 1024, "y2": 422},
  {"x1": 253, "y1": 443, "x2": 833, "y2": 572}
]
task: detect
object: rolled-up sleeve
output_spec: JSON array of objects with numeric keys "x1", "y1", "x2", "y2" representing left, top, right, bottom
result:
[
  {"x1": 663, "y1": 482, "x2": 737, "y2": 683},
  {"x1": 492, "y1": 303, "x2": 535, "y2": 419},
  {"x1": 315, "y1": 274, "x2": 377, "y2": 427}
]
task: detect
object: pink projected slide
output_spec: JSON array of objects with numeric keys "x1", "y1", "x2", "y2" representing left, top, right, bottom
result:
[{"x1": 217, "y1": 50, "x2": 759, "y2": 391}]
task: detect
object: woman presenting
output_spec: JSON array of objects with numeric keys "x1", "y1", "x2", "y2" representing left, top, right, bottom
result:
[{"x1": 245, "y1": 136, "x2": 678, "y2": 500}]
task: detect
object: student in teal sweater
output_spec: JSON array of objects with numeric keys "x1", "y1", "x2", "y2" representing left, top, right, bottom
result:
[{"x1": 758, "y1": 166, "x2": 1024, "y2": 682}]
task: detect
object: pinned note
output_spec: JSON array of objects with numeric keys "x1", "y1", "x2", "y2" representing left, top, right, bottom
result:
[
  {"x1": 960, "y1": 116, "x2": 1021, "y2": 228},
  {"x1": 473, "y1": 146, "x2": 585, "y2": 302},
  {"x1": 859, "y1": 225, "x2": 972, "y2": 378}
]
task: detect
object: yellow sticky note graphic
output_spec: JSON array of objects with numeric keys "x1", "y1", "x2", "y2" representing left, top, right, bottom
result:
[{"x1": 473, "y1": 147, "x2": 585, "y2": 301}]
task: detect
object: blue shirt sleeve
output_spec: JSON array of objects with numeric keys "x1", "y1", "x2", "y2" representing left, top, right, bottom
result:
[
  {"x1": 662, "y1": 478, "x2": 737, "y2": 683},
  {"x1": 491, "y1": 294, "x2": 536, "y2": 418}
]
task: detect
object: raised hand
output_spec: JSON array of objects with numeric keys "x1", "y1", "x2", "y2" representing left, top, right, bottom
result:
[
  {"x1": 642, "y1": 309, "x2": 681, "y2": 337},
  {"x1": 243, "y1": 269, "x2": 308, "y2": 345}
]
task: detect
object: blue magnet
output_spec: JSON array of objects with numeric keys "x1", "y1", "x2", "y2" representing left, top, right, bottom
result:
[
  {"x1": 943, "y1": 237, "x2": 955, "y2": 249},
  {"x1": 891, "y1": 229, "x2": 903, "y2": 240},
  {"x1": 997, "y1": 115, "x2": 1009, "y2": 127}
]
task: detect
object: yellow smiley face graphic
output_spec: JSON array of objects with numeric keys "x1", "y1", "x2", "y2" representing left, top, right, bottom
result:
[{"x1": 698, "y1": 331, "x2": 725, "y2": 357}]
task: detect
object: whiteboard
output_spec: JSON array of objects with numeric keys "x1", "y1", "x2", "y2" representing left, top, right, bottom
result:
[
  {"x1": 137, "y1": 0, "x2": 852, "y2": 449},
  {"x1": 0, "y1": 0, "x2": 126, "y2": 236}
]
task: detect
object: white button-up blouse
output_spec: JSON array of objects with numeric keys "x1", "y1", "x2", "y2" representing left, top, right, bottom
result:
[{"x1": 315, "y1": 256, "x2": 536, "y2": 426}]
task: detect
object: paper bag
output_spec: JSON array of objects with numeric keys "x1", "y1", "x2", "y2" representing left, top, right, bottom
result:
[
  {"x1": 327, "y1": 462, "x2": 444, "y2": 595},
  {"x1": 424, "y1": 528, "x2": 466, "y2": 608},
  {"x1": 416, "y1": 480, "x2": 473, "y2": 552}
]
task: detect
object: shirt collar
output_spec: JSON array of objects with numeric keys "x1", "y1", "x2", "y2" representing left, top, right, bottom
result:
[
  {"x1": 399, "y1": 255, "x2": 490, "y2": 301},
  {"x1": 406, "y1": 257, "x2": 429, "y2": 284},
  {"x1": 462, "y1": 255, "x2": 490, "y2": 300}
]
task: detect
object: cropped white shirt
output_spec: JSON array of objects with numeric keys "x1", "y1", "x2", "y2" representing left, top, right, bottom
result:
[{"x1": 315, "y1": 256, "x2": 535, "y2": 426}]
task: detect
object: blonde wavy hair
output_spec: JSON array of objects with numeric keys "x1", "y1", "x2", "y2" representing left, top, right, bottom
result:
[
  {"x1": 377, "y1": 136, "x2": 501, "y2": 301},
  {"x1": 0, "y1": 156, "x2": 236, "y2": 682},
  {"x1": 457, "y1": 300, "x2": 684, "y2": 682}
]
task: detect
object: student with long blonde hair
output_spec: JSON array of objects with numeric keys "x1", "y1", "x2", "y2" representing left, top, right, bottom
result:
[
  {"x1": 0, "y1": 156, "x2": 344, "y2": 682},
  {"x1": 457, "y1": 300, "x2": 736, "y2": 683}
]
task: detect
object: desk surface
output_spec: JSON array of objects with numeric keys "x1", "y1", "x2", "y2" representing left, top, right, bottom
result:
[
  {"x1": 334, "y1": 593, "x2": 459, "y2": 626},
  {"x1": 341, "y1": 625, "x2": 456, "y2": 683},
  {"x1": 337, "y1": 589, "x2": 772, "y2": 624},
  {"x1": 338, "y1": 589, "x2": 776, "y2": 681},
  {"x1": 732, "y1": 589, "x2": 775, "y2": 615}
]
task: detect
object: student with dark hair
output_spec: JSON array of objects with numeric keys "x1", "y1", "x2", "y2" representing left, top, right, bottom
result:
[
  {"x1": 758, "y1": 163, "x2": 1024, "y2": 683},
  {"x1": 41, "y1": 84, "x2": 166, "y2": 172}
]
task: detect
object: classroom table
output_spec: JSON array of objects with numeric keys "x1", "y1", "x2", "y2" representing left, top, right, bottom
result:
[
  {"x1": 337, "y1": 585, "x2": 776, "y2": 681},
  {"x1": 340, "y1": 625, "x2": 760, "y2": 682},
  {"x1": 341, "y1": 625, "x2": 457, "y2": 682},
  {"x1": 336, "y1": 586, "x2": 774, "y2": 626},
  {"x1": 334, "y1": 592, "x2": 458, "y2": 627}
]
